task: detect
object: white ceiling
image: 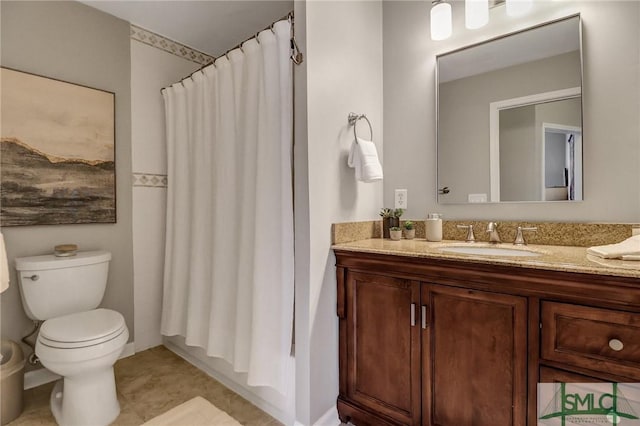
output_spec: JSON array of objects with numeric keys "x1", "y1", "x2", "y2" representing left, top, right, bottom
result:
[{"x1": 79, "y1": 1, "x2": 293, "y2": 57}]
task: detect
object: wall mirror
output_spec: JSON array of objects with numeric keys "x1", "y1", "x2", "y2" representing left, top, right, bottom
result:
[{"x1": 437, "y1": 15, "x2": 583, "y2": 204}]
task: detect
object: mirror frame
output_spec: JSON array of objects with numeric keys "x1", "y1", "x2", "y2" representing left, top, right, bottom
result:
[{"x1": 435, "y1": 13, "x2": 584, "y2": 204}]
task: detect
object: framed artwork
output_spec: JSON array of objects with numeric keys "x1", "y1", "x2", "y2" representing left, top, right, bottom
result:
[{"x1": 0, "y1": 67, "x2": 116, "y2": 226}]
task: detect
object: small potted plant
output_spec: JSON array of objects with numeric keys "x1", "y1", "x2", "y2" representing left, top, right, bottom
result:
[
  {"x1": 380, "y1": 208, "x2": 399, "y2": 238},
  {"x1": 403, "y1": 220, "x2": 415, "y2": 240},
  {"x1": 389, "y1": 226, "x2": 402, "y2": 241}
]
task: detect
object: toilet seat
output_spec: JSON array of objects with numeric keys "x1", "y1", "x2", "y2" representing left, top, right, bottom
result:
[{"x1": 39, "y1": 309, "x2": 126, "y2": 349}]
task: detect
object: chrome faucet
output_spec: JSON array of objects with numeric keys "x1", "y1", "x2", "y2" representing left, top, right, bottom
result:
[
  {"x1": 456, "y1": 224, "x2": 475, "y2": 242},
  {"x1": 486, "y1": 222, "x2": 501, "y2": 243}
]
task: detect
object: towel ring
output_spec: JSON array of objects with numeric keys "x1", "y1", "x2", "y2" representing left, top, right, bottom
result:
[{"x1": 348, "y1": 113, "x2": 373, "y2": 143}]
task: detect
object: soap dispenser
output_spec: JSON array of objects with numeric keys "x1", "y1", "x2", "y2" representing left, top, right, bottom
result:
[{"x1": 426, "y1": 213, "x2": 443, "y2": 242}]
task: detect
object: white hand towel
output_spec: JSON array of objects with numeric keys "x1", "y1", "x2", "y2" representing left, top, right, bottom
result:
[
  {"x1": 348, "y1": 137, "x2": 383, "y2": 183},
  {"x1": 586, "y1": 234, "x2": 640, "y2": 259},
  {"x1": 621, "y1": 254, "x2": 640, "y2": 261},
  {"x1": 0, "y1": 232, "x2": 9, "y2": 293}
]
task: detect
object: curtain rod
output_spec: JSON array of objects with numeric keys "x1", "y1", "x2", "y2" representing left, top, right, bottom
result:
[{"x1": 160, "y1": 10, "x2": 299, "y2": 93}]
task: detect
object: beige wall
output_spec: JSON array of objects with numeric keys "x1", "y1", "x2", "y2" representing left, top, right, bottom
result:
[
  {"x1": 0, "y1": 1, "x2": 134, "y2": 359},
  {"x1": 295, "y1": 1, "x2": 384, "y2": 424},
  {"x1": 130, "y1": 38, "x2": 199, "y2": 353},
  {"x1": 383, "y1": 1, "x2": 640, "y2": 222}
]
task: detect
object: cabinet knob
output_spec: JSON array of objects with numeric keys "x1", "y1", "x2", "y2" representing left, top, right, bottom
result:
[{"x1": 609, "y1": 338, "x2": 624, "y2": 351}]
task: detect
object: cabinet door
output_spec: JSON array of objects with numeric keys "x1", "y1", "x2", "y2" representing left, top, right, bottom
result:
[
  {"x1": 343, "y1": 271, "x2": 421, "y2": 425},
  {"x1": 422, "y1": 284, "x2": 528, "y2": 426}
]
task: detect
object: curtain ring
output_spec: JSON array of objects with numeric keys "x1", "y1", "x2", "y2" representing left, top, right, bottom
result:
[
  {"x1": 348, "y1": 113, "x2": 373, "y2": 143},
  {"x1": 290, "y1": 36, "x2": 303, "y2": 65}
]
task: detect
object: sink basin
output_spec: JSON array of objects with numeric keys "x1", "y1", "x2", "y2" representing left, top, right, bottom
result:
[{"x1": 438, "y1": 245, "x2": 542, "y2": 257}]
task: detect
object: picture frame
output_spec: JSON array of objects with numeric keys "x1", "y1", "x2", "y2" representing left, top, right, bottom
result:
[{"x1": 0, "y1": 67, "x2": 116, "y2": 226}]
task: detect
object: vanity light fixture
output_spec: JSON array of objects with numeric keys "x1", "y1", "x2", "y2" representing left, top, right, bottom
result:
[
  {"x1": 506, "y1": 0, "x2": 533, "y2": 16},
  {"x1": 432, "y1": 0, "x2": 533, "y2": 41},
  {"x1": 465, "y1": 0, "x2": 489, "y2": 30},
  {"x1": 430, "y1": 0, "x2": 452, "y2": 41}
]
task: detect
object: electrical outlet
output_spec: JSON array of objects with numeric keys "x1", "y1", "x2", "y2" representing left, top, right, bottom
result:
[{"x1": 395, "y1": 189, "x2": 408, "y2": 209}]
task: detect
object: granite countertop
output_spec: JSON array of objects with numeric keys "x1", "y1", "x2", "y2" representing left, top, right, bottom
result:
[{"x1": 332, "y1": 238, "x2": 640, "y2": 279}]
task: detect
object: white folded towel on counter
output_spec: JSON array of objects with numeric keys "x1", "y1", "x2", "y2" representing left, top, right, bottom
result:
[
  {"x1": 586, "y1": 234, "x2": 640, "y2": 259},
  {"x1": 348, "y1": 137, "x2": 383, "y2": 183}
]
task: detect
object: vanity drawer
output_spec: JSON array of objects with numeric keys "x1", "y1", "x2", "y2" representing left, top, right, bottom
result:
[
  {"x1": 539, "y1": 366, "x2": 607, "y2": 383},
  {"x1": 541, "y1": 302, "x2": 640, "y2": 379}
]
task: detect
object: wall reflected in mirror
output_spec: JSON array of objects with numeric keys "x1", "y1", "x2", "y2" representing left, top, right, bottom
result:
[{"x1": 437, "y1": 15, "x2": 582, "y2": 204}]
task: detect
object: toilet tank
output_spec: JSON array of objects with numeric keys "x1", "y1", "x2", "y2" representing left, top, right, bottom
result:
[{"x1": 15, "y1": 250, "x2": 111, "y2": 321}]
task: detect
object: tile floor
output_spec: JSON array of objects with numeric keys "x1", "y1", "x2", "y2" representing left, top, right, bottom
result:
[{"x1": 8, "y1": 345, "x2": 282, "y2": 425}]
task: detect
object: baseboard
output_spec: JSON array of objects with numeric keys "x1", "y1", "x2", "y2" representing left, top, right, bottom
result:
[
  {"x1": 163, "y1": 340, "x2": 291, "y2": 425},
  {"x1": 120, "y1": 342, "x2": 136, "y2": 358},
  {"x1": 24, "y1": 342, "x2": 136, "y2": 390},
  {"x1": 314, "y1": 406, "x2": 340, "y2": 426},
  {"x1": 23, "y1": 368, "x2": 60, "y2": 390},
  {"x1": 292, "y1": 406, "x2": 340, "y2": 426}
]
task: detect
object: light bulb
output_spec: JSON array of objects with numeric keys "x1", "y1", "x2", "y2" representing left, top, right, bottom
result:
[
  {"x1": 431, "y1": 1, "x2": 452, "y2": 41},
  {"x1": 465, "y1": 0, "x2": 489, "y2": 30},
  {"x1": 506, "y1": 0, "x2": 533, "y2": 17}
]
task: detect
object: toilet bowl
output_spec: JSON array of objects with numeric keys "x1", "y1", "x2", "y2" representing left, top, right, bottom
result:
[
  {"x1": 36, "y1": 309, "x2": 128, "y2": 426},
  {"x1": 15, "y1": 251, "x2": 129, "y2": 426}
]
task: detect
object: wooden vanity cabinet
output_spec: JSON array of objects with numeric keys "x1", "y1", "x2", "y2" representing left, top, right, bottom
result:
[{"x1": 335, "y1": 249, "x2": 640, "y2": 426}]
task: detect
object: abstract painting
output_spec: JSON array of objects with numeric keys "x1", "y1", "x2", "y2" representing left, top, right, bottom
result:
[{"x1": 0, "y1": 67, "x2": 115, "y2": 226}]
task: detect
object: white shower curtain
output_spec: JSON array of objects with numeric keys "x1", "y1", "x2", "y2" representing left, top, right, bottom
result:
[{"x1": 161, "y1": 20, "x2": 294, "y2": 396}]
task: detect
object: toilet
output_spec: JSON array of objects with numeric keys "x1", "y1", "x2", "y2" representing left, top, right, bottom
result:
[{"x1": 15, "y1": 250, "x2": 128, "y2": 426}]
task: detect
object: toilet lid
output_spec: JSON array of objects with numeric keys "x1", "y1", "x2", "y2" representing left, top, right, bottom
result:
[{"x1": 39, "y1": 308, "x2": 126, "y2": 349}]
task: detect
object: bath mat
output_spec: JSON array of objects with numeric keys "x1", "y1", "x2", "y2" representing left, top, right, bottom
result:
[{"x1": 142, "y1": 396, "x2": 241, "y2": 426}]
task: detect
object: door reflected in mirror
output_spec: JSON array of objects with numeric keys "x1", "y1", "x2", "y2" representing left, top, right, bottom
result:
[{"x1": 437, "y1": 15, "x2": 582, "y2": 204}]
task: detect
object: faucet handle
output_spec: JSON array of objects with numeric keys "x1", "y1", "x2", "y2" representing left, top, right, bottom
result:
[
  {"x1": 514, "y1": 226, "x2": 538, "y2": 245},
  {"x1": 456, "y1": 224, "x2": 475, "y2": 242}
]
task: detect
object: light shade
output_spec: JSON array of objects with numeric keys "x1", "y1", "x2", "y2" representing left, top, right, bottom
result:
[
  {"x1": 506, "y1": 0, "x2": 533, "y2": 17},
  {"x1": 431, "y1": 1, "x2": 452, "y2": 41},
  {"x1": 465, "y1": 0, "x2": 489, "y2": 30}
]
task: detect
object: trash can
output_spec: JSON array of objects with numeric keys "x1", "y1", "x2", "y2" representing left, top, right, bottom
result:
[{"x1": 1, "y1": 339, "x2": 25, "y2": 425}]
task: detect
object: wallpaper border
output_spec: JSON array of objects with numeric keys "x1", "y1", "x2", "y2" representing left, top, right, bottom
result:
[
  {"x1": 130, "y1": 24, "x2": 214, "y2": 65},
  {"x1": 133, "y1": 172, "x2": 168, "y2": 188}
]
